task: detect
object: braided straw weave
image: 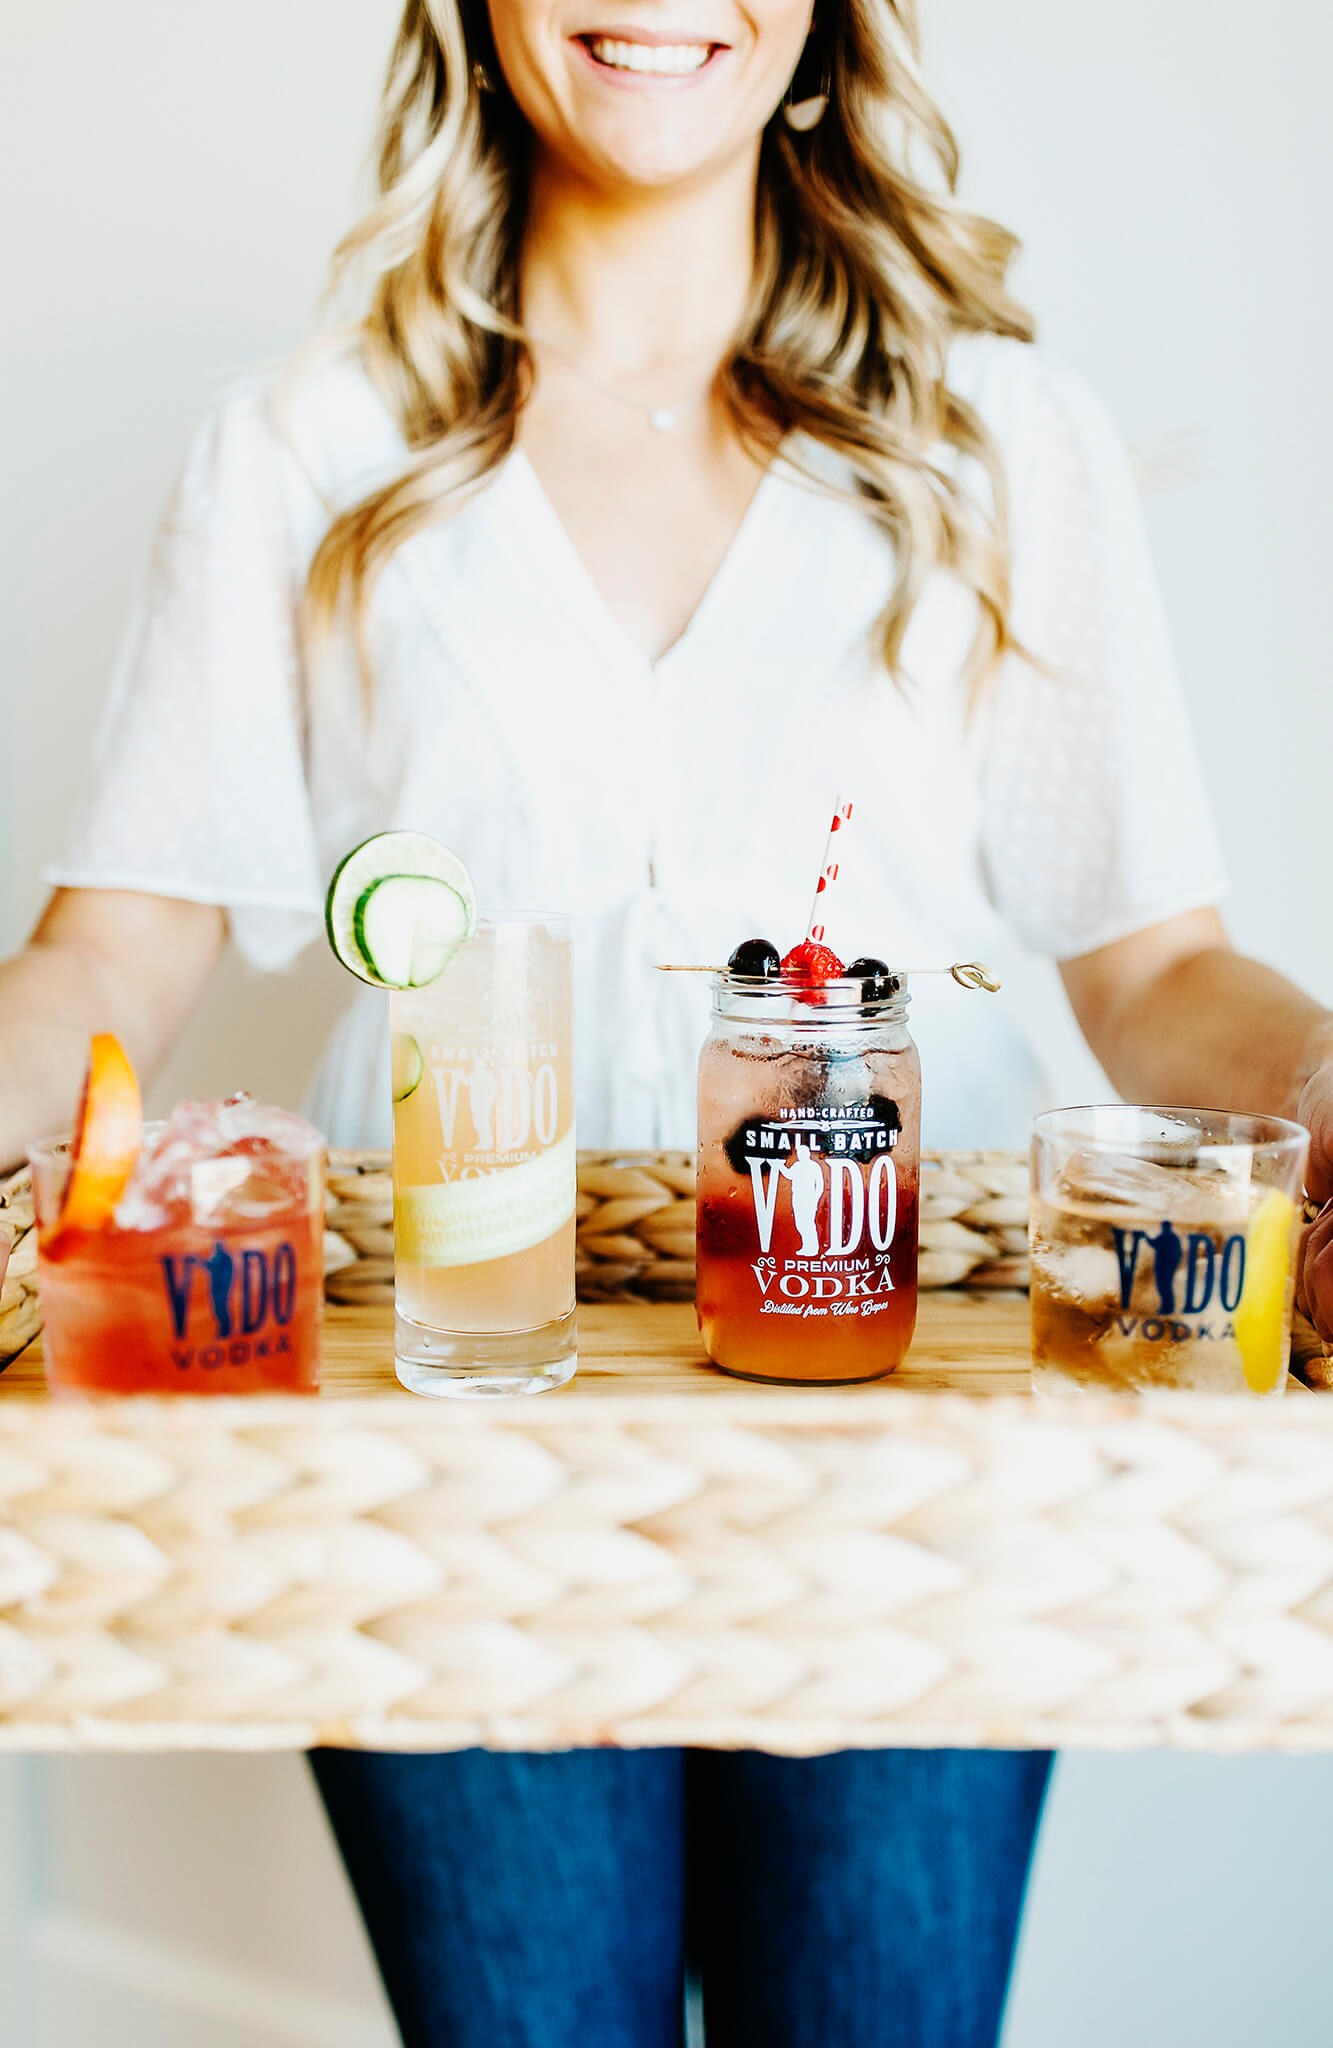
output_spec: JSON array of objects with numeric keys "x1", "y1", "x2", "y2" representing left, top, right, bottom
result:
[
  {"x1": 325, "y1": 1148, "x2": 1032, "y2": 1309},
  {"x1": 0, "y1": 1149, "x2": 1329, "y2": 1756},
  {"x1": 4, "y1": 1371, "x2": 1333, "y2": 1754},
  {"x1": 6, "y1": 1147, "x2": 1318, "y2": 1367},
  {"x1": 0, "y1": 1151, "x2": 1035, "y2": 1353}
]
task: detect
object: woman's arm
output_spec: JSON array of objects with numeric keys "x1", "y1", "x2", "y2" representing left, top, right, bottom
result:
[
  {"x1": 1061, "y1": 908, "x2": 1333, "y2": 1336},
  {"x1": 0, "y1": 888, "x2": 225, "y2": 1168}
]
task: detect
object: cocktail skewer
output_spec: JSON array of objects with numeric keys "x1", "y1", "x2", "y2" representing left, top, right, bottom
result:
[{"x1": 654, "y1": 961, "x2": 1002, "y2": 991}]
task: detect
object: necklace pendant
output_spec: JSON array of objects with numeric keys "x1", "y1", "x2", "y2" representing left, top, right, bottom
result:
[{"x1": 648, "y1": 407, "x2": 677, "y2": 433}]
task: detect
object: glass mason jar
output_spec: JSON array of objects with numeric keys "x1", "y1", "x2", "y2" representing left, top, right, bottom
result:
[{"x1": 696, "y1": 973, "x2": 921, "y2": 1383}]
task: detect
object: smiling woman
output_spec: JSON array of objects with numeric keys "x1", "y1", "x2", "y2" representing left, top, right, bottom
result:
[
  {"x1": 307, "y1": 0, "x2": 1032, "y2": 681},
  {"x1": 4, "y1": 0, "x2": 1333, "y2": 2041},
  {"x1": 492, "y1": 0, "x2": 806, "y2": 184}
]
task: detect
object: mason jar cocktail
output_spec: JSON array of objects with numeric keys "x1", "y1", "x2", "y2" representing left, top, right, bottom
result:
[
  {"x1": 696, "y1": 971, "x2": 921, "y2": 1383},
  {"x1": 390, "y1": 913, "x2": 576, "y2": 1396}
]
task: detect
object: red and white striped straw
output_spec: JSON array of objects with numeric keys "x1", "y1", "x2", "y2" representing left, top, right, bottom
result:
[{"x1": 806, "y1": 796, "x2": 854, "y2": 945}]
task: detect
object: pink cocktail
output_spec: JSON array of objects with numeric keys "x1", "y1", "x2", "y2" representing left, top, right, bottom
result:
[{"x1": 30, "y1": 1094, "x2": 325, "y2": 1395}]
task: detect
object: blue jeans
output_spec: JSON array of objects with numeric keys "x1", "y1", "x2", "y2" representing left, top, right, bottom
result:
[{"x1": 312, "y1": 1746, "x2": 1050, "y2": 2048}]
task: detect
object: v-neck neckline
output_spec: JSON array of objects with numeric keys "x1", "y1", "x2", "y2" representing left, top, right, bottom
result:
[{"x1": 503, "y1": 444, "x2": 791, "y2": 678}]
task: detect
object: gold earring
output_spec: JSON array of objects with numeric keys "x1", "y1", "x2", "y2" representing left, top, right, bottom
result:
[{"x1": 472, "y1": 60, "x2": 495, "y2": 93}]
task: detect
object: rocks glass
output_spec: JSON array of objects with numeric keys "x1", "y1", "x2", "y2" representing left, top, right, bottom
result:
[{"x1": 1030, "y1": 1104, "x2": 1309, "y2": 1395}]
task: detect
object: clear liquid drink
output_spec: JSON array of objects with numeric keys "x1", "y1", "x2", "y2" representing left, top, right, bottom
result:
[
  {"x1": 391, "y1": 914, "x2": 576, "y2": 1396},
  {"x1": 696, "y1": 974, "x2": 921, "y2": 1383},
  {"x1": 1030, "y1": 1106, "x2": 1309, "y2": 1395},
  {"x1": 30, "y1": 1097, "x2": 324, "y2": 1395}
]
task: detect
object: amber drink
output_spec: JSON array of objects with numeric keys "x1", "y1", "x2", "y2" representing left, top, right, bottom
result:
[
  {"x1": 1030, "y1": 1106, "x2": 1309, "y2": 1396},
  {"x1": 697, "y1": 973, "x2": 921, "y2": 1383}
]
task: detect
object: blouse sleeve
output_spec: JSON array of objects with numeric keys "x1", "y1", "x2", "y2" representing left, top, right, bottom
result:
[
  {"x1": 44, "y1": 382, "x2": 326, "y2": 971},
  {"x1": 975, "y1": 352, "x2": 1228, "y2": 960}
]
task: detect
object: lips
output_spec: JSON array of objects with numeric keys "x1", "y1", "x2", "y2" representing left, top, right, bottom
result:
[
  {"x1": 573, "y1": 28, "x2": 728, "y2": 79},
  {"x1": 584, "y1": 36, "x2": 713, "y2": 72}
]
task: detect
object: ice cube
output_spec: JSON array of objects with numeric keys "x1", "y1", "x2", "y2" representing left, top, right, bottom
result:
[
  {"x1": 770, "y1": 1049, "x2": 834, "y2": 1110},
  {"x1": 213, "y1": 1093, "x2": 325, "y2": 1156},
  {"x1": 115, "y1": 1094, "x2": 324, "y2": 1232},
  {"x1": 189, "y1": 1155, "x2": 256, "y2": 1222},
  {"x1": 191, "y1": 1153, "x2": 310, "y2": 1226},
  {"x1": 1030, "y1": 1238, "x2": 1123, "y2": 1310},
  {"x1": 114, "y1": 1126, "x2": 195, "y2": 1232},
  {"x1": 819, "y1": 1054, "x2": 874, "y2": 1110},
  {"x1": 1057, "y1": 1148, "x2": 1251, "y2": 1227}
]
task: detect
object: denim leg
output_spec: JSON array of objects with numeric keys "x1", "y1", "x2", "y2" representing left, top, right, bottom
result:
[
  {"x1": 311, "y1": 1747, "x2": 687, "y2": 2048},
  {"x1": 689, "y1": 1747, "x2": 1053, "y2": 2048}
]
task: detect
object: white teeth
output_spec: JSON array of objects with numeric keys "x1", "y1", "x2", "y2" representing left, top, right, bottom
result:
[{"x1": 586, "y1": 37, "x2": 713, "y2": 74}]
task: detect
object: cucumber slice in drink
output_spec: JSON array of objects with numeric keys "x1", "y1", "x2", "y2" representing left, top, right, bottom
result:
[
  {"x1": 396, "y1": 1130, "x2": 577, "y2": 1269},
  {"x1": 325, "y1": 831, "x2": 477, "y2": 988},
  {"x1": 392, "y1": 1033, "x2": 424, "y2": 1103},
  {"x1": 354, "y1": 875, "x2": 469, "y2": 987}
]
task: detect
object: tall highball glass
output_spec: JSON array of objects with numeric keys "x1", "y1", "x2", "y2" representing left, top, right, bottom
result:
[{"x1": 391, "y1": 914, "x2": 576, "y2": 1397}]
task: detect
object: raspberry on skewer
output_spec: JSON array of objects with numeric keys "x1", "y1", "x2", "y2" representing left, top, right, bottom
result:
[{"x1": 781, "y1": 940, "x2": 845, "y2": 992}]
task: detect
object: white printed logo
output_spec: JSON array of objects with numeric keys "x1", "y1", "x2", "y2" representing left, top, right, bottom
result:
[
  {"x1": 431, "y1": 1051, "x2": 559, "y2": 1160},
  {"x1": 748, "y1": 1139, "x2": 897, "y2": 1260}
]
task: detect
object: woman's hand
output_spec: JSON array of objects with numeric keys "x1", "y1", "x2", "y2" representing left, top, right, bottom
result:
[
  {"x1": 1297, "y1": 1059, "x2": 1333, "y2": 1342},
  {"x1": 1062, "y1": 912, "x2": 1333, "y2": 1346}
]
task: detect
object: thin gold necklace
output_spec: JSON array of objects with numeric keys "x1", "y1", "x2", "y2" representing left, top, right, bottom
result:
[{"x1": 530, "y1": 334, "x2": 714, "y2": 433}]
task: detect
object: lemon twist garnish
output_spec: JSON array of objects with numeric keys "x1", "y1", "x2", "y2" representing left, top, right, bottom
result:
[{"x1": 1235, "y1": 1188, "x2": 1297, "y2": 1393}]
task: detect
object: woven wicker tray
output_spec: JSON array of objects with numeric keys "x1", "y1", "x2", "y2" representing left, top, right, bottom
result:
[
  {"x1": 4, "y1": 1145, "x2": 1319, "y2": 1373},
  {"x1": 0, "y1": 1147, "x2": 1037, "y2": 1367},
  {"x1": 0, "y1": 1150, "x2": 1329, "y2": 1757},
  {"x1": 324, "y1": 1145, "x2": 1032, "y2": 1306},
  {"x1": 0, "y1": 1155, "x2": 1044, "y2": 1359}
]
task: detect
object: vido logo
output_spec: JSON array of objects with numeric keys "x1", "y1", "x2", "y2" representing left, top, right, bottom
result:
[
  {"x1": 432, "y1": 1049, "x2": 559, "y2": 1158},
  {"x1": 749, "y1": 1141, "x2": 899, "y2": 1260},
  {"x1": 160, "y1": 1240, "x2": 298, "y2": 1369}
]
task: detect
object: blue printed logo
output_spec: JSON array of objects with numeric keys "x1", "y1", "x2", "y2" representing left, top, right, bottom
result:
[
  {"x1": 160, "y1": 1240, "x2": 298, "y2": 1370},
  {"x1": 1108, "y1": 1221, "x2": 1245, "y2": 1344}
]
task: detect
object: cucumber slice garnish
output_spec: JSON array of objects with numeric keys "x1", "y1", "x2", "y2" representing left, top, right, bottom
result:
[
  {"x1": 325, "y1": 831, "x2": 477, "y2": 988},
  {"x1": 391, "y1": 1033, "x2": 424, "y2": 1102},
  {"x1": 396, "y1": 1129, "x2": 577, "y2": 1268},
  {"x1": 354, "y1": 876, "x2": 469, "y2": 988}
]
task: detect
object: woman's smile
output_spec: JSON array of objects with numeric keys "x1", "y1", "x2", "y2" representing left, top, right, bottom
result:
[
  {"x1": 571, "y1": 26, "x2": 731, "y2": 88},
  {"x1": 490, "y1": 0, "x2": 805, "y2": 191}
]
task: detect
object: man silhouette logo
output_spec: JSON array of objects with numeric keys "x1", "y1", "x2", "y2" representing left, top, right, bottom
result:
[
  {"x1": 1149, "y1": 1220, "x2": 1183, "y2": 1315},
  {"x1": 203, "y1": 1240, "x2": 235, "y2": 1338},
  {"x1": 462, "y1": 1049, "x2": 497, "y2": 1150},
  {"x1": 782, "y1": 1139, "x2": 824, "y2": 1258}
]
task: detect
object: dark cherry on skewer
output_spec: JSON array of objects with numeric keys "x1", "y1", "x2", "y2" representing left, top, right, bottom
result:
[
  {"x1": 727, "y1": 938, "x2": 782, "y2": 979},
  {"x1": 846, "y1": 955, "x2": 902, "y2": 1003}
]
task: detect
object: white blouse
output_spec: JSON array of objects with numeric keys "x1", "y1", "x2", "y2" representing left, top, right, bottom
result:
[{"x1": 48, "y1": 336, "x2": 1227, "y2": 1153}]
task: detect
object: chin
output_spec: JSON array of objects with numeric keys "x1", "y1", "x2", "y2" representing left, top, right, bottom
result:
[
  {"x1": 574, "y1": 118, "x2": 742, "y2": 191},
  {"x1": 597, "y1": 151, "x2": 718, "y2": 188}
]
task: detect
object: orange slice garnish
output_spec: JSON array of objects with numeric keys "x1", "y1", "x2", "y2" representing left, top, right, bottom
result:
[{"x1": 48, "y1": 1034, "x2": 142, "y2": 1247}]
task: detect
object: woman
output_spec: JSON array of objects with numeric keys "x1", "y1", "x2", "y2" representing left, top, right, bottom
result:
[{"x1": 3, "y1": 0, "x2": 1331, "y2": 2042}]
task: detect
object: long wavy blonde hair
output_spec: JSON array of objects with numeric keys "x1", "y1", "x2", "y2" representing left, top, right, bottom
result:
[{"x1": 308, "y1": 0, "x2": 1034, "y2": 689}]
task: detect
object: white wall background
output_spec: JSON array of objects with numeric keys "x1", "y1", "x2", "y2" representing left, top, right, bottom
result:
[{"x1": 4, "y1": 2, "x2": 1333, "y2": 2043}]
